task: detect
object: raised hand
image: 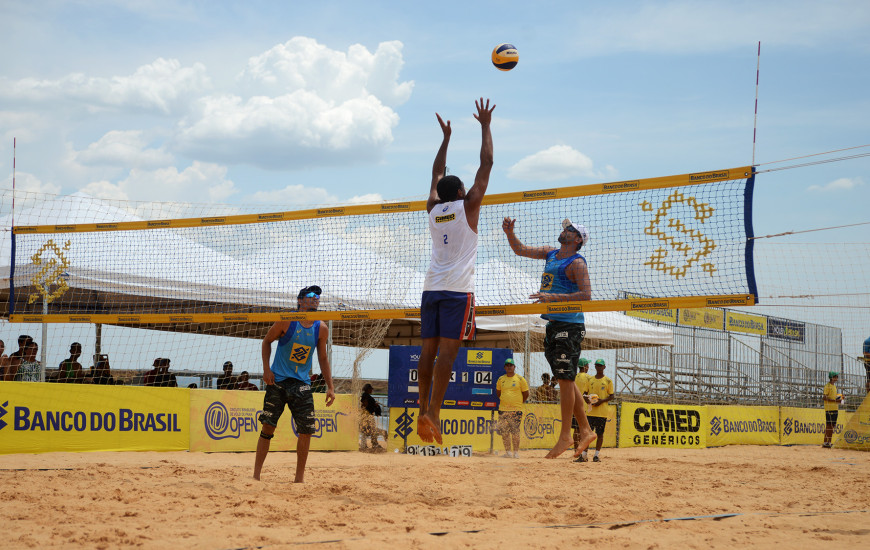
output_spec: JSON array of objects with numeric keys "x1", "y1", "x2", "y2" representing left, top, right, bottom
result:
[
  {"x1": 473, "y1": 97, "x2": 495, "y2": 126},
  {"x1": 436, "y1": 113, "x2": 451, "y2": 139}
]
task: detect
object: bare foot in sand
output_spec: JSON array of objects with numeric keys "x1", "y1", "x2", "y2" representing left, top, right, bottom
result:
[
  {"x1": 572, "y1": 432, "x2": 597, "y2": 458},
  {"x1": 417, "y1": 414, "x2": 442, "y2": 444},
  {"x1": 544, "y1": 435, "x2": 575, "y2": 459}
]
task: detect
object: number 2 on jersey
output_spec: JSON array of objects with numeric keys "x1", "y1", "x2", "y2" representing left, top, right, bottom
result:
[{"x1": 443, "y1": 234, "x2": 448, "y2": 245}]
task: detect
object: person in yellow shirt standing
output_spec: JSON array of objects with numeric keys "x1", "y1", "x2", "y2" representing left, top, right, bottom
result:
[
  {"x1": 572, "y1": 358, "x2": 591, "y2": 458},
  {"x1": 582, "y1": 359, "x2": 615, "y2": 463},
  {"x1": 822, "y1": 371, "x2": 842, "y2": 448},
  {"x1": 496, "y1": 358, "x2": 530, "y2": 458}
]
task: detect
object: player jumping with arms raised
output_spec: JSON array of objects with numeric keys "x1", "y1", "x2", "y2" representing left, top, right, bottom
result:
[
  {"x1": 417, "y1": 98, "x2": 495, "y2": 444},
  {"x1": 502, "y1": 217, "x2": 596, "y2": 459}
]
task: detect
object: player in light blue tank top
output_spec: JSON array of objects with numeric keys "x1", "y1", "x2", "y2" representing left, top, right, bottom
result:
[
  {"x1": 270, "y1": 320, "x2": 320, "y2": 384},
  {"x1": 540, "y1": 250, "x2": 586, "y2": 324},
  {"x1": 253, "y1": 285, "x2": 336, "y2": 483},
  {"x1": 503, "y1": 216, "x2": 595, "y2": 460}
]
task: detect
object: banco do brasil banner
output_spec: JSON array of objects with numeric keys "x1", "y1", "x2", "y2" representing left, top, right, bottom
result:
[
  {"x1": 1, "y1": 382, "x2": 189, "y2": 453},
  {"x1": 707, "y1": 405, "x2": 779, "y2": 447}
]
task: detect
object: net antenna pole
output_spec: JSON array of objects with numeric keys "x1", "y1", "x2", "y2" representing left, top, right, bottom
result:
[{"x1": 752, "y1": 41, "x2": 761, "y2": 166}]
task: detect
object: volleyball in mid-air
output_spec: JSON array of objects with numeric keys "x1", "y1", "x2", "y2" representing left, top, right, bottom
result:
[{"x1": 492, "y1": 43, "x2": 518, "y2": 71}]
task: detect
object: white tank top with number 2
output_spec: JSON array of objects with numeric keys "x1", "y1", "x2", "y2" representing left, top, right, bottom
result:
[{"x1": 424, "y1": 199, "x2": 478, "y2": 293}]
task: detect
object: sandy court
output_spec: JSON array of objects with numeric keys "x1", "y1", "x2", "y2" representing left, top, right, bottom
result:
[{"x1": 1, "y1": 445, "x2": 868, "y2": 549}]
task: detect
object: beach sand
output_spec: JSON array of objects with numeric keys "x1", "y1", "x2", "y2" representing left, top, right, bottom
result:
[{"x1": 2, "y1": 445, "x2": 868, "y2": 549}]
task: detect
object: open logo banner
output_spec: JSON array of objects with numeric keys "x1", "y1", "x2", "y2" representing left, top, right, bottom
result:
[
  {"x1": 619, "y1": 402, "x2": 706, "y2": 448},
  {"x1": 190, "y1": 391, "x2": 355, "y2": 452},
  {"x1": 0, "y1": 382, "x2": 189, "y2": 454},
  {"x1": 707, "y1": 405, "x2": 779, "y2": 447}
]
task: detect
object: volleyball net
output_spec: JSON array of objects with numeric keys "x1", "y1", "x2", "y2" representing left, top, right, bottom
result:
[{"x1": 5, "y1": 165, "x2": 757, "y2": 325}]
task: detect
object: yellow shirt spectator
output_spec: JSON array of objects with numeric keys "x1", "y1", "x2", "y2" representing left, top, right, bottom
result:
[
  {"x1": 823, "y1": 381, "x2": 838, "y2": 412},
  {"x1": 574, "y1": 371, "x2": 591, "y2": 411},
  {"x1": 587, "y1": 375, "x2": 614, "y2": 418},
  {"x1": 497, "y1": 373, "x2": 529, "y2": 411}
]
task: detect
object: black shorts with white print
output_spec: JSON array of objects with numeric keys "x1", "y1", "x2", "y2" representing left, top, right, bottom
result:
[{"x1": 544, "y1": 321, "x2": 585, "y2": 381}]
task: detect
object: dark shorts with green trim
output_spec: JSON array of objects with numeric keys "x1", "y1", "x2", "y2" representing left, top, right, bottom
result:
[
  {"x1": 259, "y1": 378, "x2": 316, "y2": 435},
  {"x1": 543, "y1": 321, "x2": 585, "y2": 381},
  {"x1": 825, "y1": 410, "x2": 838, "y2": 426}
]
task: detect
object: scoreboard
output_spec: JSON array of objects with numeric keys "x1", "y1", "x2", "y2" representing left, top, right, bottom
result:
[{"x1": 387, "y1": 345, "x2": 513, "y2": 410}]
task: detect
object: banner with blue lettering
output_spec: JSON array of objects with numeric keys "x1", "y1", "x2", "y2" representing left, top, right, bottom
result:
[
  {"x1": 189, "y1": 390, "x2": 355, "y2": 452},
  {"x1": 707, "y1": 405, "x2": 779, "y2": 447},
  {"x1": 780, "y1": 406, "x2": 847, "y2": 446},
  {"x1": 0, "y1": 382, "x2": 189, "y2": 454},
  {"x1": 387, "y1": 346, "x2": 512, "y2": 410}
]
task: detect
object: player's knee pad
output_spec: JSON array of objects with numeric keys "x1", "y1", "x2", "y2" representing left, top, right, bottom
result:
[{"x1": 259, "y1": 431, "x2": 274, "y2": 440}]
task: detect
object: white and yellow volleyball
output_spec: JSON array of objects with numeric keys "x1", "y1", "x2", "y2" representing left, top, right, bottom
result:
[{"x1": 491, "y1": 43, "x2": 518, "y2": 71}]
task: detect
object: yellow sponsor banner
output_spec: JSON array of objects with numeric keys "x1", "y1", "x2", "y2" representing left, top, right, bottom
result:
[
  {"x1": 466, "y1": 350, "x2": 493, "y2": 365},
  {"x1": 519, "y1": 403, "x2": 617, "y2": 450},
  {"x1": 0, "y1": 382, "x2": 189, "y2": 454},
  {"x1": 619, "y1": 402, "x2": 706, "y2": 448},
  {"x1": 725, "y1": 311, "x2": 767, "y2": 335},
  {"x1": 387, "y1": 407, "x2": 497, "y2": 452},
  {"x1": 707, "y1": 405, "x2": 779, "y2": 447},
  {"x1": 386, "y1": 404, "x2": 616, "y2": 452},
  {"x1": 518, "y1": 403, "x2": 561, "y2": 450},
  {"x1": 623, "y1": 292, "x2": 677, "y2": 324},
  {"x1": 679, "y1": 307, "x2": 724, "y2": 330},
  {"x1": 835, "y1": 392, "x2": 870, "y2": 451},
  {"x1": 780, "y1": 407, "x2": 848, "y2": 446},
  {"x1": 189, "y1": 391, "x2": 356, "y2": 452},
  {"x1": 626, "y1": 307, "x2": 677, "y2": 324}
]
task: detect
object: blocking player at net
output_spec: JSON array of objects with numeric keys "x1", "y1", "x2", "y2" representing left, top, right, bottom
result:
[
  {"x1": 254, "y1": 285, "x2": 336, "y2": 483},
  {"x1": 416, "y1": 98, "x2": 495, "y2": 445},
  {"x1": 502, "y1": 216, "x2": 596, "y2": 459}
]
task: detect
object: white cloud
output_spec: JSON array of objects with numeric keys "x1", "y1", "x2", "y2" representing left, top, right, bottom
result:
[
  {"x1": 81, "y1": 162, "x2": 237, "y2": 203},
  {"x1": 1, "y1": 172, "x2": 62, "y2": 195},
  {"x1": 174, "y1": 91, "x2": 399, "y2": 169},
  {"x1": 79, "y1": 179, "x2": 131, "y2": 201},
  {"x1": 0, "y1": 58, "x2": 210, "y2": 115},
  {"x1": 346, "y1": 193, "x2": 384, "y2": 204},
  {"x1": 74, "y1": 130, "x2": 174, "y2": 169},
  {"x1": 248, "y1": 184, "x2": 338, "y2": 206},
  {"x1": 807, "y1": 177, "x2": 865, "y2": 192},
  {"x1": 239, "y1": 37, "x2": 413, "y2": 107},
  {"x1": 174, "y1": 38, "x2": 411, "y2": 170},
  {"x1": 508, "y1": 145, "x2": 603, "y2": 182}
]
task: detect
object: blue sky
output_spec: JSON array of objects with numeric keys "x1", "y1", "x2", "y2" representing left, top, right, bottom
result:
[
  {"x1": 1, "y1": 0, "x2": 868, "y2": 242},
  {"x1": 1, "y1": 1, "x2": 868, "y2": 379}
]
